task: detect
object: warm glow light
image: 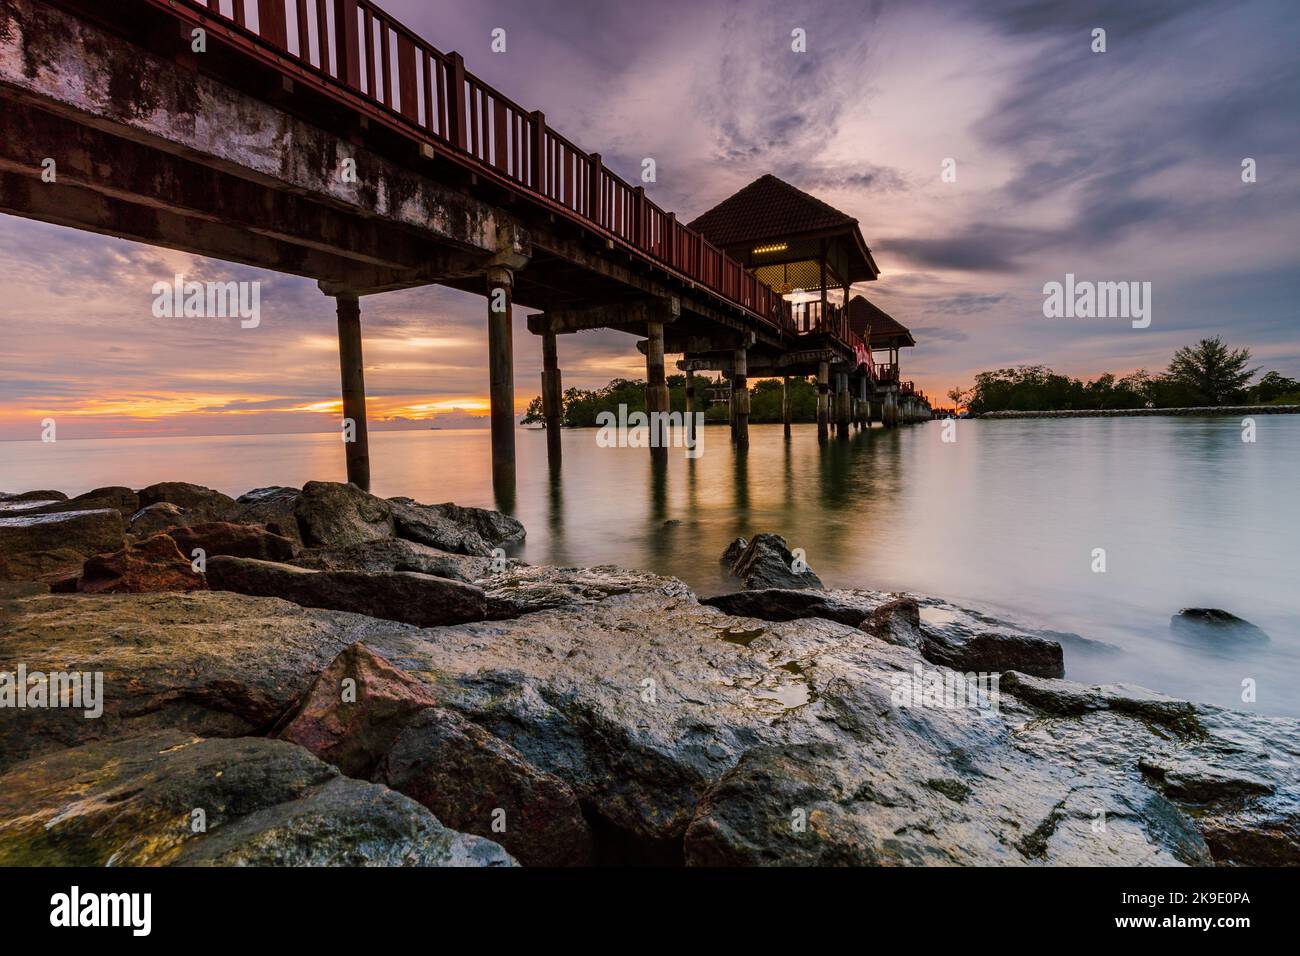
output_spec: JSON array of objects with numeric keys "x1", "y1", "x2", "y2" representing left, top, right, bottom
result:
[{"x1": 752, "y1": 242, "x2": 789, "y2": 255}]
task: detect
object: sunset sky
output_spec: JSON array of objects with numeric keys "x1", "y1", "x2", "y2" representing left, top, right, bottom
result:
[{"x1": 1, "y1": 0, "x2": 1297, "y2": 440}]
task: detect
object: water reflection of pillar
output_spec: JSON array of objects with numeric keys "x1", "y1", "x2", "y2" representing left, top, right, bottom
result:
[
  {"x1": 732, "y1": 438, "x2": 750, "y2": 519},
  {"x1": 545, "y1": 458, "x2": 569, "y2": 567}
]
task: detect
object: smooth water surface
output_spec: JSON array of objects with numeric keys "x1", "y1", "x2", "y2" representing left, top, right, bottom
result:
[{"x1": 4, "y1": 417, "x2": 1297, "y2": 715}]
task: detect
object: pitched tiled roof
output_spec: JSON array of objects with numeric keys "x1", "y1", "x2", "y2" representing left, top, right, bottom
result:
[
  {"x1": 687, "y1": 174, "x2": 857, "y2": 247},
  {"x1": 849, "y1": 295, "x2": 915, "y2": 347}
]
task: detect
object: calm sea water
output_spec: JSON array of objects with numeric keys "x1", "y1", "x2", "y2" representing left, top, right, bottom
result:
[{"x1": 4, "y1": 417, "x2": 1298, "y2": 716}]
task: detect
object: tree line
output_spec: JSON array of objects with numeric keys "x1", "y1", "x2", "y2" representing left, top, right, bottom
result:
[
  {"x1": 521, "y1": 375, "x2": 823, "y2": 426},
  {"x1": 948, "y1": 338, "x2": 1299, "y2": 414}
]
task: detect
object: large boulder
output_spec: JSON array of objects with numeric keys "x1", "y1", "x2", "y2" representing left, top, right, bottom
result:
[
  {"x1": 77, "y1": 533, "x2": 207, "y2": 594},
  {"x1": 291, "y1": 537, "x2": 495, "y2": 583},
  {"x1": 275, "y1": 643, "x2": 439, "y2": 778},
  {"x1": 136, "y1": 482, "x2": 235, "y2": 522},
  {"x1": 170, "y1": 521, "x2": 298, "y2": 563},
  {"x1": 221, "y1": 486, "x2": 302, "y2": 546},
  {"x1": 0, "y1": 731, "x2": 513, "y2": 866},
  {"x1": 387, "y1": 498, "x2": 491, "y2": 556},
  {"x1": 725, "y1": 533, "x2": 823, "y2": 590},
  {"x1": 0, "y1": 590, "x2": 405, "y2": 769},
  {"x1": 413, "y1": 501, "x2": 525, "y2": 548},
  {"x1": 127, "y1": 501, "x2": 194, "y2": 537},
  {"x1": 867, "y1": 597, "x2": 1065, "y2": 678},
  {"x1": 378, "y1": 707, "x2": 594, "y2": 867},
  {"x1": 206, "y1": 556, "x2": 487, "y2": 627},
  {"x1": 0, "y1": 508, "x2": 126, "y2": 582},
  {"x1": 1171, "y1": 608, "x2": 1270, "y2": 645},
  {"x1": 294, "y1": 481, "x2": 393, "y2": 548}
]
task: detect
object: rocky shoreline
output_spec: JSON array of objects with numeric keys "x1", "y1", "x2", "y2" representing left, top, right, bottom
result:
[{"x1": 1, "y1": 481, "x2": 1297, "y2": 866}]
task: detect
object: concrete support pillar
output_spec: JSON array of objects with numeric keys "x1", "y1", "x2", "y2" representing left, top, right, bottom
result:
[
  {"x1": 645, "y1": 321, "x2": 669, "y2": 464},
  {"x1": 733, "y1": 347, "x2": 749, "y2": 449},
  {"x1": 858, "y1": 376, "x2": 869, "y2": 428},
  {"x1": 486, "y1": 267, "x2": 516, "y2": 491},
  {"x1": 541, "y1": 325, "x2": 562, "y2": 467},
  {"x1": 782, "y1": 375, "x2": 792, "y2": 437},
  {"x1": 884, "y1": 391, "x2": 898, "y2": 428},
  {"x1": 684, "y1": 368, "x2": 695, "y2": 418},
  {"x1": 817, "y1": 360, "x2": 830, "y2": 440},
  {"x1": 835, "y1": 373, "x2": 850, "y2": 439},
  {"x1": 334, "y1": 290, "x2": 370, "y2": 492}
]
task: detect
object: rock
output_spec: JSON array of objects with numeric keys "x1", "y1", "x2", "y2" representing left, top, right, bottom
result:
[
  {"x1": 727, "y1": 533, "x2": 822, "y2": 590},
  {"x1": 1000, "y1": 671, "x2": 1201, "y2": 734},
  {"x1": 221, "y1": 486, "x2": 302, "y2": 546},
  {"x1": 0, "y1": 508, "x2": 126, "y2": 582},
  {"x1": 717, "y1": 589, "x2": 1064, "y2": 678},
  {"x1": 0, "y1": 490, "x2": 66, "y2": 513},
  {"x1": 206, "y1": 556, "x2": 486, "y2": 627},
  {"x1": 275, "y1": 643, "x2": 439, "y2": 778},
  {"x1": 0, "y1": 487, "x2": 137, "y2": 518},
  {"x1": 127, "y1": 501, "x2": 193, "y2": 536},
  {"x1": 4, "y1": 585, "x2": 1297, "y2": 867},
  {"x1": 170, "y1": 521, "x2": 298, "y2": 562},
  {"x1": 387, "y1": 498, "x2": 490, "y2": 556},
  {"x1": 0, "y1": 731, "x2": 513, "y2": 866},
  {"x1": 357, "y1": 591, "x2": 1299, "y2": 866},
  {"x1": 923, "y1": 628, "x2": 1064, "y2": 679},
  {"x1": 478, "y1": 563, "x2": 692, "y2": 618},
  {"x1": 136, "y1": 482, "x2": 235, "y2": 522},
  {"x1": 294, "y1": 481, "x2": 393, "y2": 548},
  {"x1": 702, "y1": 589, "x2": 871, "y2": 627},
  {"x1": 378, "y1": 707, "x2": 594, "y2": 867},
  {"x1": 1171, "y1": 608, "x2": 1270, "y2": 644},
  {"x1": 291, "y1": 537, "x2": 494, "y2": 583},
  {"x1": 77, "y1": 533, "x2": 207, "y2": 594},
  {"x1": 0, "y1": 590, "x2": 407, "y2": 769},
  {"x1": 863, "y1": 597, "x2": 927, "y2": 651},
  {"x1": 408, "y1": 500, "x2": 525, "y2": 548},
  {"x1": 719, "y1": 537, "x2": 748, "y2": 567}
]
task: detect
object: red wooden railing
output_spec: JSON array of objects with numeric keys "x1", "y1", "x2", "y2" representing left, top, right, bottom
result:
[{"x1": 165, "y1": 0, "x2": 810, "y2": 336}]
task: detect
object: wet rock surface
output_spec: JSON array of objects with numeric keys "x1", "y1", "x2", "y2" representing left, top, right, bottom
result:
[
  {"x1": 291, "y1": 537, "x2": 494, "y2": 583},
  {"x1": 0, "y1": 731, "x2": 513, "y2": 866},
  {"x1": 378, "y1": 707, "x2": 594, "y2": 867},
  {"x1": 295, "y1": 481, "x2": 393, "y2": 548},
  {"x1": 723, "y1": 533, "x2": 823, "y2": 590},
  {"x1": 170, "y1": 521, "x2": 299, "y2": 563},
  {"x1": 477, "y1": 563, "x2": 691, "y2": 618},
  {"x1": 1171, "y1": 608, "x2": 1270, "y2": 645},
  {"x1": 127, "y1": 502, "x2": 194, "y2": 537},
  {"x1": 76, "y1": 532, "x2": 207, "y2": 595},
  {"x1": 0, "y1": 508, "x2": 126, "y2": 582},
  {"x1": 206, "y1": 556, "x2": 487, "y2": 627},
  {"x1": 275, "y1": 643, "x2": 440, "y2": 778},
  {"x1": 137, "y1": 482, "x2": 235, "y2": 522},
  {"x1": 0, "y1": 590, "x2": 408, "y2": 770},
  {"x1": 221, "y1": 486, "x2": 302, "y2": 545},
  {"x1": 702, "y1": 588, "x2": 871, "y2": 627}
]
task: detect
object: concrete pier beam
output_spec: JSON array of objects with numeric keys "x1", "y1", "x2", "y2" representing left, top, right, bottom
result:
[
  {"x1": 541, "y1": 323, "x2": 563, "y2": 467},
  {"x1": 817, "y1": 361, "x2": 830, "y2": 441},
  {"x1": 331, "y1": 288, "x2": 370, "y2": 492},
  {"x1": 645, "y1": 321, "x2": 670, "y2": 464},
  {"x1": 486, "y1": 266, "x2": 517, "y2": 493},
  {"x1": 733, "y1": 347, "x2": 750, "y2": 449}
]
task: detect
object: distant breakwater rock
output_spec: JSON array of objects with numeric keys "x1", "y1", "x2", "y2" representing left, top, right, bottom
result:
[
  {"x1": 976, "y1": 405, "x2": 1300, "y2": 420},
  {"x1": 1, "y1": 485, "x2": 1298, "y2": 867}
]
